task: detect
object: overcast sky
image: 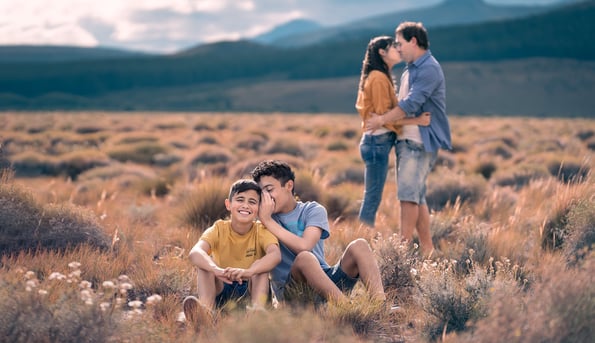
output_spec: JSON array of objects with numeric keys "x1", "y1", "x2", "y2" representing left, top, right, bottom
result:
[{"x1": 0, "y1": 0, "x2": 567, "y2": 53}]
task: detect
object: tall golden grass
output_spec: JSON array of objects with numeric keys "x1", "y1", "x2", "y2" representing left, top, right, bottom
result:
[{"x1": 0, "y1": 112, "x2": 593, "y2": 342}]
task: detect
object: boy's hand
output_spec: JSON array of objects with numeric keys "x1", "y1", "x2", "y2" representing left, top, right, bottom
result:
[
  {"x1": 213, "y1": 267, "x2": 233, "y2": 284},
  {"x1": 259, "y1": 190, "x2": 275, "y2": 221},
  {"x1": 223, "y1": 267, "x2": 252, "y2": 283}
]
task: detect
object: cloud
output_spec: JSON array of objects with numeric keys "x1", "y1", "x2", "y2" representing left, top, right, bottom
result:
[{"x1": 0, "y1": 0, "x2": 559, "y2": 52}]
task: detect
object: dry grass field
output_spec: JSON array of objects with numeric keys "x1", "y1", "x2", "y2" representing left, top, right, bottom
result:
[{"x1": 0, "y1": 112, "x2": 593, "y2": 343}]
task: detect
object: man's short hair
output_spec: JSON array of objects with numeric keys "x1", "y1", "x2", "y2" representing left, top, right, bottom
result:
[{"x1": 396, "y1": 21, "x2": 429, "y2": 50}]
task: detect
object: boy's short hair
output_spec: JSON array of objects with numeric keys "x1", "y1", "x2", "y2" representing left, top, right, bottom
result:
[
  {"x1": 229, "y1": 179, "x2": 262, "y2": 200},
  {"x1": 250, "y1": 160, "x2": 295, "y2": 188}
]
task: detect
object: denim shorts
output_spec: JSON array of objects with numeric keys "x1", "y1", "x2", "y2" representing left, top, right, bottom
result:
[
  {"x1": 323, "y1": 263, "x2": 358, "y2": 292},
  {"x1": 215, "y1": 281, "x2": 249, "y2": 307},
  {"x1": 396, "y1": 139, "x2": 437, "y2": 205}
]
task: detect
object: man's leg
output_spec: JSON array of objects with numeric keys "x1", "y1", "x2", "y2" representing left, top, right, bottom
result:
[
  {"x1": 339, "y1": 238, "x2": 385, "y2": 301},
  {"x1": 416, "y1": 204, "x2": 434, "y2": 257},
  {"x1": 291, "y1": 251, "x2": 345, "y2": 302},
  {"x1": 400, "y1": 201, "x2": 419, "y2": 242}
]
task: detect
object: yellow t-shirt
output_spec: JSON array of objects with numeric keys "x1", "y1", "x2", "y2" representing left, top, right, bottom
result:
[
  {"x1": 200, "y1": 219, "x2": 278, "y2": 269},
  {"x1": 355, "y1": 70, "x2": 402, "y2": 134}
]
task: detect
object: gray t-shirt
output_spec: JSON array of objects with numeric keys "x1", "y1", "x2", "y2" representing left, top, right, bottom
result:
[{"x1": 270, "y1": 201, "x2": 330, "y2": 299}]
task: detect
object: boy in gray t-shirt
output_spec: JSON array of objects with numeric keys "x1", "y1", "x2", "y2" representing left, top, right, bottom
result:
[{"x1": 251, "y1": 160, "x2": 386, "y2": 304}]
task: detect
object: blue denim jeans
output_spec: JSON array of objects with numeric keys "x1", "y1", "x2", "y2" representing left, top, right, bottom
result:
[
  {"x1": 396, "y1": 139, "x2": 438, "y2": 205},
  {"x1": 358, "y1": 131, "x2": 396, "y2": 227}
]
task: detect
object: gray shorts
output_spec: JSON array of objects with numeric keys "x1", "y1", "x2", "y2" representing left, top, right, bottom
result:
[{"x1": 396, "y1": 139, "x2": 438, "y2": 205}]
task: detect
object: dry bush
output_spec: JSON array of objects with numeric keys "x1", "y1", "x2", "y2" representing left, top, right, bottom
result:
[
  {"x1": 0, "y1": 182, "x2": 110, "y2": 254},
  {"x1": 491, "y1": 163, "x2": 551, "y2": 189},
  {"x1": 374, "y1": 234, "x2": 418, "y2": 302},
  {"x1": 560, "y1": 198, "x2": 595, "y2": 265},
  {"x1": 415, "y1": 258, "x2": 496, "y2": 341},
  {"x1": 178, "y1": 178, "x2": 229, "y2": 231},
  {"x1": 0, "y1": 276, "x2": 116, "y2": 343},
  {"x1": 107, "y1": 142, "x2": 170, "y2": 165},
  {"x1": 10, "y1": 151, "x2": 57, "y2": 177},
  {"x1": 458, "y1": 256, "x2": 594, "y2": 343},
  {"x1": 320, "y1": 187, "x2": 359, "y2": 221},
  {"x1": 265, "y1": 139, "x2": 304, "y2": 157},
  {"x1": 235, "y1": 134, "x2": 268, "y2": 152},
  {"x1": 189, "y1": 146, "x2": 232, "y2": 165},
  {"x1": 292, "y1": 168, "x2": 322, "y2": 202},
  {"x1": 216, "y1": 308, "x2": 361, "y2": 343},
  {"x1": 426, "y1": 170, "x2": 487, "y2": 211}
]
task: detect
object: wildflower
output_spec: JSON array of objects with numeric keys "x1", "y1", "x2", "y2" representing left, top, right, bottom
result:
[
  {"x1": 128, "y1": 300, "x2": 143, "y2": 309},
  {"x1": 118, "y1": 275, "x2": 130, "y2": 282},
  {"x1": 119, "y1": 282, "x2": 133, "y2": 295},
  {"x1": 79, "y1": 280, "x2": 92, "y2": 289},
  {"x1": 146, "y1": 294, "x2": 162, "y2": 305},
  {"x1": 80, "y1": 289, "x2": 93, "y2": 302},
  {"x1": 25, "y1": 271, "x2": 36, "y2": 279},
  {"x1": 69, "y1": 270, "x2": 82, "y2": 278},
  {"x1": 100, "y1": 302, "x2": 111, "y2": 312},
  {"x1": 38, "y1": 289, "x2": 48, "y2": 295},
  {"x1": 119, "y1": 282, "x2": 133, "y2": 290},
  {"x1": 102, "y1": 281, "x2": 116, "y2": 289},
  {"x1": 26, "y1": 280, "x2": 38, "y2": 288},
  {"x1": 410, "y1": 268, "x2": 418, "y2": 276},
  {"x1": 68, "y1": 261, "x2": 81, "y2": 269},
  {"x1": 49, "y1": 272, "x2": 66, "y2": 280}
]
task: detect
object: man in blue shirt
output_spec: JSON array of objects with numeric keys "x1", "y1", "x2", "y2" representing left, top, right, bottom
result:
[{"x1": 366, "y1": 21, "x2": 452, "y2": 257}]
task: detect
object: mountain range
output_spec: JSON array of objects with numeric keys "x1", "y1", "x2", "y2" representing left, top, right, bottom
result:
[{"x1": 0, "y1": 0, "x2": 594, "y2": 117}]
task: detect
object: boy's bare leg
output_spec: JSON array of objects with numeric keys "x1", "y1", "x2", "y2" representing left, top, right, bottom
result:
[
  {"x1": 196, "y1": 268, "x2": 220, "y2": 309},
  {"x1": 249, "y1": 273, "x2": 270, "y2": 308},
  {"x1": 291, "y1": 252, "x2": 345, "y2": 302},
  {"x1": 339, "y1": 238, "x2": 385, "y2": 301}
]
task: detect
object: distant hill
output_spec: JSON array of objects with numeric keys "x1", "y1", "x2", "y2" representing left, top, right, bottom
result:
[
  {"x1": 0, "y1": 0, "x2": 593, "y2": 117},
  {"x1": 269, "y1": 0, "x2": 569, "y2": 47},
  {"x1": 0, "y1": 45, "x2": 151, "y2": 64},
  {"x1": 252, "y1": 19, "x2": 323, "y2": 45}
]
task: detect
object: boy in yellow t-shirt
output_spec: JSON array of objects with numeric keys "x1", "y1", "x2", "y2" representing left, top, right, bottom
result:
[{"x1": 183, "y1": 179, "x2": 281, "y2": 325}]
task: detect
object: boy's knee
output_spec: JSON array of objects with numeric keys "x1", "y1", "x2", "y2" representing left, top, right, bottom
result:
[{"x1": 294, "y1": 251, "x2": 318, "y2": 269}]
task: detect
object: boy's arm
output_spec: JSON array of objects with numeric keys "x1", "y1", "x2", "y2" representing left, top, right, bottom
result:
[
  {"x1": 259, "y1": 191, "x2": 322, "y2": 253},
  {"x1": 188, "y1": 240, "x2": 232, "y2": 283},
  {"x1": 225, "y1": 243, "x2": 281, "y2": 281}
]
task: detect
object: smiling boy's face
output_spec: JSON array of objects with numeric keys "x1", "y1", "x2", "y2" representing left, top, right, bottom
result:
[{"x1": 226, "y1": 189, "x2": 260, "y2": 224}]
